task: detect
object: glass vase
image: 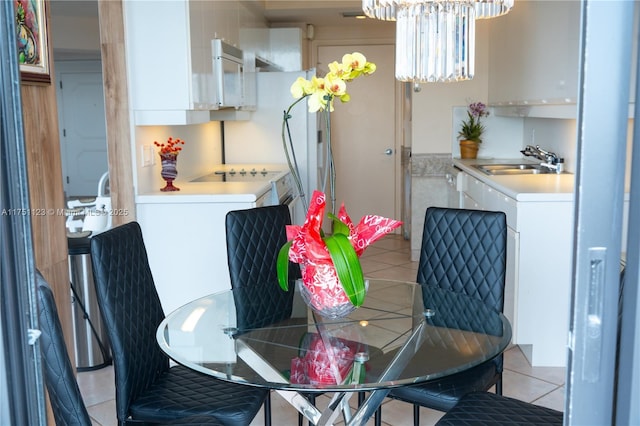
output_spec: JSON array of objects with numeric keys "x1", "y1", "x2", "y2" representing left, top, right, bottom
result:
[
  {"x1": 297, "y1": 276, "x2": 369, "y2": 320},
  {"x1": 159, "y1": 152, "x2": 180, "y2": 192}
]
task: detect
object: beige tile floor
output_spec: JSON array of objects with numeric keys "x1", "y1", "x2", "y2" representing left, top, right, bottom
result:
[{"x1": 77, "y1": 234, "x2": 565, "y2": 426}]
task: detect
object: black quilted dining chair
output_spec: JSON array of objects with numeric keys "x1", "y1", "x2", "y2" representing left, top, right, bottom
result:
[
  {"x1": 435, "y1": 391, "x2": 563, "y2": 425},
  {"x1": 226, "y1": 205, "x2": 312, "y2": 425},
  {"x1": 90, "y1": 222, "x2": 269, "y2": 426},
  {"x1": 225, "y1": 204, "x2": 301, "y2": 332},
  {"x1": 387, "y1": 207, "x2": 508, "y2": 424},
  {"x1": 36, "y1": 270, "x2": 225, "y2": 426},
  {"x1": 36, "y1": 270, "x2": 93, "y2": 426}
]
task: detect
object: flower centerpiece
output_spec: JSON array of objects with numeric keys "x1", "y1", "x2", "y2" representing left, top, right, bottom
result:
[
  {"x1": 277, "y1": 191, "x2": 402, "y2": 318},
  {"x1": 282, "y1": 52, "x2": 376, "y2": 212},
  {"x1": 458, "y1": 101, "x2": 490, "y2": 159},
  {"x1": 154, "y1": 137, "x2": 185, "y2": 192}
]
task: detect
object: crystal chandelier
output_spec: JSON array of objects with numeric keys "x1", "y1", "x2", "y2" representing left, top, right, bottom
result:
[
  {"x1": 362, "y1": 0, "x2": 514, "y2": 20},
  {"x1": 363, "y1": 0, "x2": 513, "y2": 82},
  {"x1": 396, "y1": 2, "x2": 475, "y2": 82},
  {"x1": 362, "y1": 0, "x2": 397, "y2": 21},
  {"x1": 474, "y1": 0, "x2": 514, "y2": 19}
]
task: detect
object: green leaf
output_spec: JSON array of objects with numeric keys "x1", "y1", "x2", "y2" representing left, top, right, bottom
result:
[
  {"x1": 324, "y1": 233, "x2": 366, "y2": 306},
  {"x1": 328, "y1": 213, "x2": 350, "y2": 236},
  {"x1": 276, "y1": 241, "x2": 293, "y2": 291}
]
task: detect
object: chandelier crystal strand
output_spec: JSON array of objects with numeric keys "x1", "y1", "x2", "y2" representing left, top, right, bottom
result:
[
  {"x1": 363, "y1": 0, "x2": 514, "y2": 21},
  {"x1": 395, "y1": 1, "x2": 475, "y2": 82},
  {"x1": 362, "y1": 0, "x2": 397, "y2": 20},
  {"x1": 474, "y1": 0, "x2": 514, "y2": 19}
]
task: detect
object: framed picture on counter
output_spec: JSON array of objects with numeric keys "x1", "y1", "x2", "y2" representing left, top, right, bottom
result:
[{"x1": 15, "y1": 0, "x2": 51, "y2": 84}]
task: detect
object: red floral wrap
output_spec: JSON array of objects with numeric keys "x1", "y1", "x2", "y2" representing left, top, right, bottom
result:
[
  {"x1": 290, "y1": 334, "x2": 357, "y2": 385},
  {"x1": 286, "y1": 191, "x2": 402, "y2": 309}
]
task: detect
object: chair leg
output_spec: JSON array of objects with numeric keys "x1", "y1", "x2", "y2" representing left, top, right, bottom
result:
[
  {"x1": 264, "y1": 393, "x2": 272, "y2": 426},
  {"x1": 495, "y1": 377, "x2": 503, "y2": 395},
  {"x1": 308, "y1": 395, "x2": 316, "y2": 426},
  {"x1": 413, "y1": 403, "x2": 420, "y2": 426},
  {"x1": 375, "y1": 405, "x2": 382, "y2": 426}
]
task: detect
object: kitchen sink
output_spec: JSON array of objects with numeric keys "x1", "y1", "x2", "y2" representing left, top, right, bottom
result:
[{"x1": 472, "y1": 163, "x2": 552, "y2": 175}]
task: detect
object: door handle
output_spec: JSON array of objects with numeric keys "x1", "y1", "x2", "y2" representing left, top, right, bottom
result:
[{"x1": 384, "y1": 148, "x2": 393, "y2": 155}]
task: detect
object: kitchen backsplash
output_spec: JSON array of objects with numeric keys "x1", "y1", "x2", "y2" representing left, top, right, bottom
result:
[
  {"x1": 451, "y1": 106, "x2": 579, "y2": 172},
  {"x1": 134, "y1": 123, "x2": 223, "y2": 194}
]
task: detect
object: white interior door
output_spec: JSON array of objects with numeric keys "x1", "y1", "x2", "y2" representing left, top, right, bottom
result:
[
  {"x1": 317, "y1": 44, "x2": 398, "y2": 224},
  {"x1": 56, "y1": 62, "x2": 108, "y2": 197}
]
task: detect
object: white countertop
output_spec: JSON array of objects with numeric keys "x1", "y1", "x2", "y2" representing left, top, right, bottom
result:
[
  {"x1": 453, "y1": 158, "x2": 575, "y2": 202},
  {"x1": 136, "y1": 181, "x2": 272, "y2": 204},
  {"x1": 136, "y1": 164, "x2": 289, "y2": 204}
]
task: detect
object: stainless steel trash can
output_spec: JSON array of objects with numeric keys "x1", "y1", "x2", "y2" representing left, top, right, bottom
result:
[{"x1": 68, "y1": 235, "x2": 112, "y2": 371}]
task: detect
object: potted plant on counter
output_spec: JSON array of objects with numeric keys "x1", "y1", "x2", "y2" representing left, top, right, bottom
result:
[{"x1": 458, "y1": 102, "x2": 489, "y2": 159}]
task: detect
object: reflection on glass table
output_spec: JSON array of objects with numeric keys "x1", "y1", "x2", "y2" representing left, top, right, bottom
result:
[{"x1": 156, "y1": 279, "x2": 512, "y2": 426}]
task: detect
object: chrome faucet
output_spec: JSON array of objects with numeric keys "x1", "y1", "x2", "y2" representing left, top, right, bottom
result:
[{"x1": 520, "y1": 145, "x2": 564, "y2": 173}]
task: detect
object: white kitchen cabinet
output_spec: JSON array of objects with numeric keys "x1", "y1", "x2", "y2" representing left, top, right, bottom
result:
[
  {"x1": 459, "y1": 172, "x2": 572, "y2": 366},
  {"x1": 488, "y1": 1, "x2": 581, "y2": 107},
  {"x1": 460, "y1": 173, "x2": 519, "y2": 344},
  {"x1": 488, "y1": 0, "x2": 636, "y2": 117},
  {"x1": 124, "y1": 0, "x2": 266, "y2": 125},
  {"x1": 125, "y1": 1, "x2": 206, "y2": 125},
  {"x1": 137, "y1": 200, "x2": 251, "y2": 314}
]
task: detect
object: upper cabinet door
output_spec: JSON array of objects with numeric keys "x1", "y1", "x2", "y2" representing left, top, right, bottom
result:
[
  {"x1": 487, "y1": 1, "x2": 581, "y2": 106},
  {"x1": 125, "y1": 1, "x2": 192, "y2": 112}
]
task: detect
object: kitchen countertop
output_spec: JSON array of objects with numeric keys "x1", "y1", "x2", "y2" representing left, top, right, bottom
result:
[
  {"x1": 453, "y1": 158, "x2": 575, "y2": 202},
  {"x1": 136, "y1": 164, "x2": 289, "y2": 204},
  {"x1": 136, "y1": 181, "x2": 272, "y2": 204}
]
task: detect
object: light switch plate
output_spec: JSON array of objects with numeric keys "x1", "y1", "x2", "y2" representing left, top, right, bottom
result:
[{"x1": 142, "y1": 145, "x2": 154, "y2": 167}]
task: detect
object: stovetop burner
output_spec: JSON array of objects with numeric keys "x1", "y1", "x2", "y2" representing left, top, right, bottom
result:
[{"x1": 191, "y1": 168, "x2": 283, "y2": 183}]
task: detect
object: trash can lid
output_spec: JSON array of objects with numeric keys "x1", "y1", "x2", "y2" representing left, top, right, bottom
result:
[{"x1": 67, "y1": 231, "x2": 92, "y2": 255}]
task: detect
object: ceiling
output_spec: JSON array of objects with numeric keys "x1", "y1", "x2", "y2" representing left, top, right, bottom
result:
[
  {"x1": 49, "y1": 0, "x2": 376, "y2": 27},
  {"x1": 49, "y1": 0, "x2": 390, "y2": 60}
]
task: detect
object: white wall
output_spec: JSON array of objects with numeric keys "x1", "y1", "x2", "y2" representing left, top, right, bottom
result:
[
  {"x1": 51, "y1": 15, "x2": 101, "y2": 57},
  {"x1": 523, "y1": 118, "x2": 577, "y2": 172},
  {"x1": 411, "y1": 22, "x2": 490, "y2": 155}
]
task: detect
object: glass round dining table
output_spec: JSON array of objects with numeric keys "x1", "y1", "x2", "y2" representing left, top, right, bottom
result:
[{"x1": 156, "y1": 278, "x2": 512, "y2": 426}]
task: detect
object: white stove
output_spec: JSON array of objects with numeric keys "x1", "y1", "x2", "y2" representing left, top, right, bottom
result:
[
  {"x1": 191, "y1": 163, "x2": 296, "y2": 209},
  {"x1": 191, "y1": 167, "x2": 283, "y2": 183}
]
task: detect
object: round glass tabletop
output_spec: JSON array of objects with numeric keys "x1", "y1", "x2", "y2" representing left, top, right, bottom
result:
[{"x1": 156, "y1": 279, "x2": 512, "y2": 392}]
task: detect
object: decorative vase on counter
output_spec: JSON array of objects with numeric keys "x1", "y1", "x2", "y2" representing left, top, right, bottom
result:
[
  {"x1": 159, "y1": 152, "x2": 180, "y2": 192},
  {"x1": 459, "y1": 139, "x2": 480, "y2": 159}
]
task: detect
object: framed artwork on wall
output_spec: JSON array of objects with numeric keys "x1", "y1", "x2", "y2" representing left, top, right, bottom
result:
[{"x1": 15, "y1": 0, "x2": 51, "y2": 84}]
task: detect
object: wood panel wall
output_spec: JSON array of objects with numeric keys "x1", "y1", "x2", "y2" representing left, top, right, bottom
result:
[
  {"x1": 20, "y1": 2, "x2": 72, "y2": 423},
  {"x1": 98, "y1": 0, "x2": 135, "y2": 226},
  {"x1": 21, "y1": 1, "x2": 73, "y2": 363}
]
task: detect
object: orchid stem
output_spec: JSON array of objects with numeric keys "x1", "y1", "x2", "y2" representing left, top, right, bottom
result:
[
  {"x1": 324, "y1": 107, "x2": 336, "y2": 215},
  {"x1": 282, "y1": 96, "x2": 308, "y2": 210}
]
